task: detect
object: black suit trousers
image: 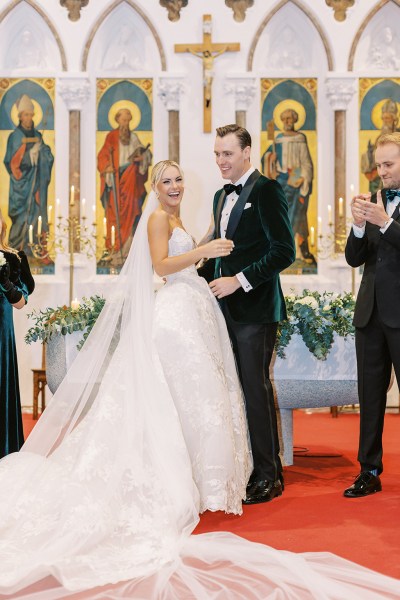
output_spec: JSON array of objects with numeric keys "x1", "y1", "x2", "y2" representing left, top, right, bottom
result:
[
  {"x1": 222, "y1": 304, "x2": 282, "y2": 481},
  {"x1": 356, "y1": 303, "x2": 400, "y2": 474}
]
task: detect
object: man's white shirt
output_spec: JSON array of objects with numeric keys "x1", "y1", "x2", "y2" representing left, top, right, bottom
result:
[{"x1": 220, "y1": 167, "x2": 255, "y2": 292}]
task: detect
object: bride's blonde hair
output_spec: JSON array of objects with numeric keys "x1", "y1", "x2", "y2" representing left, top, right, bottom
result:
[
  {"x1": 0, "y1": 209, "x2": 19, "y2": 257},
  {"x1": 151, "y1": 160, "x2": 184, "y2": 191}
]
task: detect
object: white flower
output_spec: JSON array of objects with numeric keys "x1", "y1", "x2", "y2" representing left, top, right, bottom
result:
[
  {"x1": 297, "y1": 296, "x2": 319, "y2": 310},
  {"x1": 286, "y1": 294, "x2": 296, "y2": 302},
  {"x1": 322, "y1": 304, "x2": 331, "y2": 312},
  {"x1": 0, "y1": 252, "x2": 6, "y2": 267}
]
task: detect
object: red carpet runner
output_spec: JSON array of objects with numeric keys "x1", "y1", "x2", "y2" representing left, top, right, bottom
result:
[{"x1": 24, "y1": 410, "x2": 400, "y2": 580}]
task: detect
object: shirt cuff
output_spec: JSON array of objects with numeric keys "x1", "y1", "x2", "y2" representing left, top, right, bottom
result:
[
  {"x1": 380, "y1": 218, "x2": 393, "y2": 234},
  {"x1": 236, "y1": 272, "x2": 252, "y2": 292},
  {"x1": 352, "y1": 223, "x2": 366, "y2": 238}
]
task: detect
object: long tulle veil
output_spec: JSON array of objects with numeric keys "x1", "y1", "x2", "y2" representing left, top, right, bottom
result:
[{"x1": 0, "y1": 192, "x2": 399, "y2": 599}]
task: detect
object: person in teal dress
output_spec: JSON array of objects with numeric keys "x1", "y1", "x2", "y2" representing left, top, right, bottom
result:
[{"x1": 0, "y1": 209, "x2": 34, "y2": 458}]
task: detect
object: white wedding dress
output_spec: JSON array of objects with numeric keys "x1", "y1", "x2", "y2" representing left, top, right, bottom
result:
[
  {"x1": 0, "y1": 194, "x2": 398, "y2": 599},
  {"x1": 154, "y1": 227, "x2": 252, "y2": 514}
]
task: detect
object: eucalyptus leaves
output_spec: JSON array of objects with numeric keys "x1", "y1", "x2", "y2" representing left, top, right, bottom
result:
[
  {"x1": 276, "y1": 290, "x2": 355, "y2": 360},
  {"x1": 25, "y1": 295, "x2": 106, "y2": 350}
]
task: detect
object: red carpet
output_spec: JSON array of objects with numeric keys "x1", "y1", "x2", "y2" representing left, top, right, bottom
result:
[{"x1": 23, "y1": 411, "x2": 400, "y2": 580}]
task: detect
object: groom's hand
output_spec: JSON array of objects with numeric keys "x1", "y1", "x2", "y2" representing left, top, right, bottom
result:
[{"x1": 209, "y1": 276, "x2": 241, "y2": 299}]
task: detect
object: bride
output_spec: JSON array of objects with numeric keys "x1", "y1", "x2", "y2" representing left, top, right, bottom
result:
[
  {"x1": 0, "y1": 161, "x2": 398, "y2": 599},
  {"x1": 149, "y1": 160, "x2": 251, "y2": 514}
]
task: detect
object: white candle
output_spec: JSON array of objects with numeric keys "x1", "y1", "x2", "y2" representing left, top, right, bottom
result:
[
  {"x1": 327, "y1": 204, "x2": 332, "y2": 225},
  {"x1": 48, "y1": 204, "x2": 53, "y2": 225},
  {"x1": 350, "y1": 183, "x2": 355, "y2": 195},
  {"x1": 29, "y1": 225, "x2": 33, "y2": 244},
  {"x1": 111, "y1": 225, "x2": 115, "y2": 247},
  {"x1": 71, "y1": 298, "x2": 80, "y2": 311},
  {"x1": 338, "y1": 197, "x2": 344, "y2": 217},
  {"x1": 37, "y1": 215, "x2": 42, "y2": 237},
  {"x1": 92, "y1": 204, "x2": 96, "y2": 223},
  {"x1": 317, "y1": 216, "x2": 322, "y2": 238},
  {"x1": 81, "y1": 198, "x2": 86, "y2": 219},
  {"x1": 310, "y1": 226, "x2": 315, "y2": 246},
  {"x1": 56, "y1": 198, "x2": 60, "y2": 219},
  {"x1": 103, "y1": 217, "x2": 107, "y2": 237},
  {"x1": 70, "y1": 185, "x2": 75, "y2": 207}
]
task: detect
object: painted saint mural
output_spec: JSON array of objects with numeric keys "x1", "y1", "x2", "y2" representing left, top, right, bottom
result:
[
  {"x1": 0, "y1": 78, "x2": 55, "y2": 274},
  {"x1": 359, "y1": 78, "x2": 400, "y2": 195},
  {"x1": 96, "y1": 78, "x2": 152, "y2": 274},
  {"x1": 260, "y1": 78, "x2": 317, "y2": 275}
]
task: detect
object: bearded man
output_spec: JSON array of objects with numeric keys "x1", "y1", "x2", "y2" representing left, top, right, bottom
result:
[
  {"x1": 4, "y1": 94, "x2": 54, "y2": 253},
  {"x1": 97, "y1": 108, "x2": 152, "y2": 262}
]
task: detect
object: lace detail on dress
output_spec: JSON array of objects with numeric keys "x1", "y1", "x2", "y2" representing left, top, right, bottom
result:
[{"x1": 154, "y1": 228, "x2": 252, "y2": 515}]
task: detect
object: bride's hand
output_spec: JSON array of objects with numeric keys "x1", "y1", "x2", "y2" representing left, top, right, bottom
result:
[{"x1": 201, "y1": 238, "x2": 234, "y2": 259}]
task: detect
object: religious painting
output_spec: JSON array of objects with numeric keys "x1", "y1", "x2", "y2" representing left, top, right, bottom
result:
[
  {"x1": 0, "y1": 77, "x2": 55, "y2": 274},
  {"x1": 260, "y1": 78, "x2": 317, "y2": 275},
  {"x1": 96, "y1": 78, "x2": 153, "y2": 275},
  {"x1": 359, "y1": 78, "x2": 400, "y2": 195}
]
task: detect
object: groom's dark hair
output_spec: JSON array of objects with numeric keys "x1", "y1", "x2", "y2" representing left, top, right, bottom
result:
[{"x1": 216, "y1": 124, "x2": 252, "y2": 150}]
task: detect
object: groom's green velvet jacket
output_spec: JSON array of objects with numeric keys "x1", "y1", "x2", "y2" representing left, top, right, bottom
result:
[{"x1": 198, "y1": 170, "x2": 295, "y2": 324}]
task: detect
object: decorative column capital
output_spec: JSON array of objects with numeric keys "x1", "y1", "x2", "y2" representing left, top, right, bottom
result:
[
  {"x1": 59, "y1": 77, "x2": 91, "y2": 110},
  {"x1": 224, "y1": 75, "x2": 256, "y2": 111},
  {"x1": 325, "y1": 75, "x2": 356, "y2": 111},
  {"x1": 158, "y1": 77, "x2": 185, "y2": 111},
  {"x1": 60, "y1": 0, "x2": 89, "y2": 22}
]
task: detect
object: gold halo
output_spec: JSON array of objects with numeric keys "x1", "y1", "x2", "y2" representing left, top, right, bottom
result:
[
  {"x1": 108, "y1": 100, "x2": 141, "y2": 130},
  {"x1": 371, "y1": 98, "x2": 400, "y2": 129},
  {"x1": 272, "y1": 100, "x2": 306, "y2": 131},
  {"x1": 11, "y1": 98, "x2": 43, "y2": 127}
]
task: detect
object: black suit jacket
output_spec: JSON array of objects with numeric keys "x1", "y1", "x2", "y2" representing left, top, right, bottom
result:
[
  {"x1": 345, "y1": 190, "x2": 400, "y2": 328},
  {"x1": 198, "y1": 170, "x2": 295, "y2": 324}
]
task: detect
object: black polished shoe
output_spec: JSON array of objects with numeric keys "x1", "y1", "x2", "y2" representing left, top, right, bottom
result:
[
  {"x1": 243, "y1": 479, "x2": 283, "y2": 505},
  {"x1": 247, "y1": 472, "x2": 284, "y2": 493},
  {"x1": 343, "y1": 472, "x2": 382, "y2": 498}
]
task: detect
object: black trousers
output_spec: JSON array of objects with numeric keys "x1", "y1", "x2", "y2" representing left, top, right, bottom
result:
[
  {"x1": 223, "y1": 306, "x2": 281, "y2": 481},
  {"x1": 356, "y1": 304, "x2": 400, "y2": 474}
]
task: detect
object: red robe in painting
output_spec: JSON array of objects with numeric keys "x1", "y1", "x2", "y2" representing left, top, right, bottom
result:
[{"x1": 97, "y1": 129, "x2": 149, "y2": 254}]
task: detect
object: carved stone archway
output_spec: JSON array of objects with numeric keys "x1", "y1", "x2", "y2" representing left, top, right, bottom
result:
[
  {"x1": 247, "y1": 0, "x2": 333, "y2": 71},
  {"x1": 0, "y1": 0, "x2": 67, "y2": 70},
  {"x1": 82, "y1": 0, "x2": 166, "y2": 71},
  {"x1": 348, "y1": 0, "x2": 400, "y2": 70}
]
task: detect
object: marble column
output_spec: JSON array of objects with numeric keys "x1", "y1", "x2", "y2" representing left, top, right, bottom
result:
[
  {"x1": 158, "y1": 78, "x2": 184, "y2": 163},
  {"x1": 325, "y1": 76, "x2": 356, "y2": 252},
  {"x1": 58, "y1": 77, "x2": 91, "y2": 251},
  {"x1": 224, "y1": 76, "x2": 256, "y2": 128}
]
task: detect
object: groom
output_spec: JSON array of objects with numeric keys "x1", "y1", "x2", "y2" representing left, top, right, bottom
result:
[{"x1": 199, "y1": 124, "x2": 295, "y2": 504}]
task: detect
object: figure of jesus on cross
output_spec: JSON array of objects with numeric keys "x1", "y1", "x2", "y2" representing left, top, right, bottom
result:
[{"x1": 175, "y1": 15, "x2": 240, "y2": 132}]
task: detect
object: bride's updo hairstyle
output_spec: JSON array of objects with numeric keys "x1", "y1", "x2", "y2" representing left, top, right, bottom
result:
[{"x1": 151, "y1": 159, "x2": 184, "y2": 191}]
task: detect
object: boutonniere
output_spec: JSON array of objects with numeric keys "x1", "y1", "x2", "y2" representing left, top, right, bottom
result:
[{"x1": 0, "y1": 251, "x2": 6, "y2": 267}]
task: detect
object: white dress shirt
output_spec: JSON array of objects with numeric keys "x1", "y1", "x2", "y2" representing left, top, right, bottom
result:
[
  {"x1": 220, "y1": 167, "x2": 255, "y2": 292},
  {"x1": 352, "y1": 193, "x2": 400, "y2": 238}
]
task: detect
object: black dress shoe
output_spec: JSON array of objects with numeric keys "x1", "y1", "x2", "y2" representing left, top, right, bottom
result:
[
  {"x1": 243, "y1": 479, "x2": 283, "y2": 504},
  {"x1": 247, "y1": 472, "x2": 284, "y2": 492},
  {"x1": 343, "y1": 472, "x2": 382, "y2": 498}
]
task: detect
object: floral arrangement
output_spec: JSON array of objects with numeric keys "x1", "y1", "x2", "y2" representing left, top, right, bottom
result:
[
  {"x1": 25, "y1": 290, "x2": 355, "y2": 361},
  {"x1": 25, "y1": 295, "x2": 106, "y2": 350},
  {"x1": 0, "y1": 251, "x2": 6, "y2": 267},
  {"x1": 276, "y1": 289, "x2": 355, "y2": 360}
]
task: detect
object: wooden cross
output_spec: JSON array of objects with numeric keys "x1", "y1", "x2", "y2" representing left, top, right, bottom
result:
[{"x1": 175, "y1": 14, "x2": 240, "y2": 133}]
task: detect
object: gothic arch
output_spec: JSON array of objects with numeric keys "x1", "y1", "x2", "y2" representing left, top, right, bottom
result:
[
  {"x1": 82, "y1": 0, "x2": 166, "y2": 72},
  {"x1": 0, "y1": 0, "x2": 67, "y2": 70},
  {"x1": 348, "y1": 0, "x2": 400, "y2": 70},
  {"x1": 247, "y1": 0, "x2": 333, "y2": 71}
]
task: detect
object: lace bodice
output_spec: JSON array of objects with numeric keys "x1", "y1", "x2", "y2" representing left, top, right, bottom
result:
[{"x1": 166, "y1": 227, "x2": 197, "y2": 281}]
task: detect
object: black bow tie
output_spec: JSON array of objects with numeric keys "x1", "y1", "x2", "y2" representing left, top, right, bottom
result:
[
  {"x1": 385, "y1": 189, "x2": 400, "y2": 202},
  {"x1": 223, "y1": 183, "x2": 243, "y2": 196}
]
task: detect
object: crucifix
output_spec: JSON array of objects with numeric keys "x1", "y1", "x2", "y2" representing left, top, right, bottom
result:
[{"x1": 175, "y1": 14, "x2": 240, "y2": 133}]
